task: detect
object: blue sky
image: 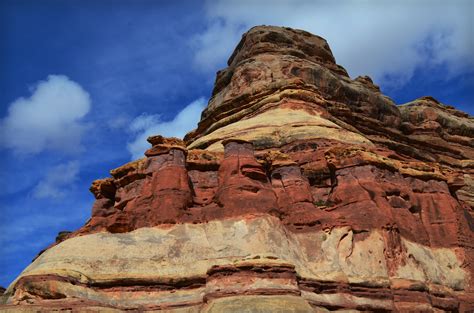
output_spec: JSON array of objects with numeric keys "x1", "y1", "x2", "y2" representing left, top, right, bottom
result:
[{"x1": 0, "y1": 0, "x2": 472, "y2": 288}]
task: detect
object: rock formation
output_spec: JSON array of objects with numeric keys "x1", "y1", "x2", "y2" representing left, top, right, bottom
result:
[{"x1": 1, "y1": 26, "x2": 473, "y2": 312}]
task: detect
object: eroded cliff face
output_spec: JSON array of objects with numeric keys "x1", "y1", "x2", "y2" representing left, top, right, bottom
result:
[{"x1": 2, "y1": 26, "x2": 473, "y2": 312}]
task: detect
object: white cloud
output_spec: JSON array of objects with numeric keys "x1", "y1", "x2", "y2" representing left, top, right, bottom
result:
[
  {"x1": 127, "y1": 97, "x2": 207, "y2": 160},
  {"x1": 107, "y1": 115, "x2": 132, "y2": 130},
  {"x1": 0, "y1": 75, "x2": 91, "y2": 155},
  {"x1": 193, "y1": 0, "x2": 473, "y2": 87},
  {"x1": 32, "y1": 161, "x2": 80, "y2": 199}
]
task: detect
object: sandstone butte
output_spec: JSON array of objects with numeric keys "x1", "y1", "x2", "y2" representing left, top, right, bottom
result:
[{"x1": 1, "y1": 25, "x2": 474, "y2": 313}]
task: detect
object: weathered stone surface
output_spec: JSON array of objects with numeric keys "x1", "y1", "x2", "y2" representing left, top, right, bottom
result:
[
  {"x1": 2, "y1": 216, "x2": 469, "y2": 311},
  {"x1": 187, "y1": 106, "x2": 373, "y2": 152},
  {"x1": 2, "y1": 25, "x2": 473, "y2": 312}
]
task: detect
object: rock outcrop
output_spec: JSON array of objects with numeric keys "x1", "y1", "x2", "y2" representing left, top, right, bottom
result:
[{"x1": 2, "y1": 26, "x2": 473, "y2": 312}]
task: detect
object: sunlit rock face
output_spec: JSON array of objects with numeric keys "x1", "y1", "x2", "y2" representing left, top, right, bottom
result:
[{"x1": 2, "y1": 25, "x2": 474, "y2": 312}]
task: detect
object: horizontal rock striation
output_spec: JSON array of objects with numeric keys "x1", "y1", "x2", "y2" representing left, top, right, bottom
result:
[
  {"x1": 2, "y1": 25, "x2": 473, "y2": 312},
  {"x1": 2, "y1": 216, "x2": 471, "y2": 311}
]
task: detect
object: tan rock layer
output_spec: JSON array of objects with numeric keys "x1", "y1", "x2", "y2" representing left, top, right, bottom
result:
[{"x1": 3, "y1": 216, "x2": 473, "y2": 311}]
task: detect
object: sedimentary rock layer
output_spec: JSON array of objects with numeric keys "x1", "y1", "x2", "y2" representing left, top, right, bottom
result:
[
  {"x1": 1, "y1": 215, "x2": 469, "y2": 311},
  {"x1": 2, "y1": 25, "x2": 473, "y2": 312}
]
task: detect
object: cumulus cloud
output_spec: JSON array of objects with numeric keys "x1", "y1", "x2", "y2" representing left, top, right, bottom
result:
[
  {"x1": 0, "y1": 75, "x2": 91, "y2": 155},
  {"x1": 127, "y1": 97, "x2": 207, "y2": 160},
  {"x1": 192, "y1": 0, "x2": 473, "y2": 87},
  {"x1": 32, "y1": 161, "x2": 80, "y2": 199}
]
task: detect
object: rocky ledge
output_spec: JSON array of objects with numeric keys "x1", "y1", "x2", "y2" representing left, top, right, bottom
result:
[{"x1": 1, "y1": 25, "x2": 473, "y2": 312}]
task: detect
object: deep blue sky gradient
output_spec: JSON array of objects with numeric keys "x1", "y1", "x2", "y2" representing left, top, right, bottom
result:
[{"x1": 0, "y1": 0, "x2": 472, "y2": 287}]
